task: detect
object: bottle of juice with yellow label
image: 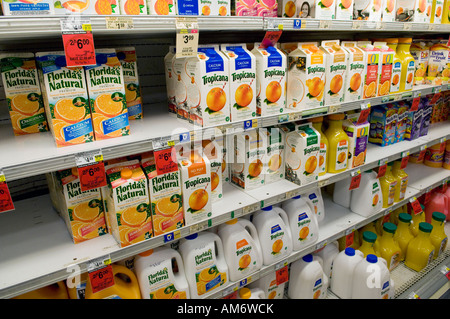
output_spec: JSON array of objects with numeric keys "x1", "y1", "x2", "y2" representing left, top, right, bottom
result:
[
  {"x1": 379, "y1": 162, "x2": 397, "y2": 208},
  {"x1": 405, "y1": 222, "x2": 435, "y2": 271},
  {"x1": 374, "y1": 222, "x2": 401, "y2": 271},
  {"x1": 410, "y1": 203, "x2": 426, "y2": 237},
  {"x1": 308, "y1": 116, "x2": 328, "y2": 176},
  {"x1": 397, "y1": 38, "x2": 415, "y2": 92},
  {"x1": 429, "y1": 212, "x2": 448, "y2": 259},
  {"x1": 384, "y1": 38, "x2": 402, "y2": 94},
  {"x1": 358, "y1": 231, "x2": 378, "y2": 257},
  {"x1": 324, "y1": 113, "x2": 349, "y2": 174},
  {"x1": 393, "y1": 213, "x2": 414, "y2": 261},
  {"x1": 391, "y1": 160, "x2": 408, "y2": 202}
]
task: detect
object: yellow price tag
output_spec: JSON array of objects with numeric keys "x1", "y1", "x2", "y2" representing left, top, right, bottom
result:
[
  {"x1": 82, "y1": 23, "x2": 92, "y2": 32},
  {"x1": 0, "y1": 174, "x2": 5, "y2": 183}
]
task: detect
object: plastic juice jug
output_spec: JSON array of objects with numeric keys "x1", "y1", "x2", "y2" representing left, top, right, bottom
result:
[
  {"x1": 134, "y1": 247, "x2": 190, "y2": 299},
  {"x1": 325, "y1": 113, "x2": 350, "y2": 173},
  {"x1": 288, "y1": 254, "x2": 328, "y2": 299},
  {"x1": 248, "y1": 270, "x2": 286, "y2": 299},
  {"x1": 374, "y1": 222, "x2": 401, "y2": 271},
  {"x1": 308, "y1": 117, "x2": 329, "y2": 176},
  {"x1": 430, "y1": 212, "x2": 448, "y2": 258},
  {"x1": 410, "y1": 204, "x2": 426, "y2": 237},
  {"x1": 443, "y1": 140, "x2": 450, "y2": 170},
  {"x1": 330, "y1": 247, "x2": 364, "y2": 299},
  {"x1": 389, "y1": 205, "x2": 406, "y2": 225},
  {"x1": 237, "y1": 287, "x2": 265, "y2": 299},
  {"x1": 396, "y1": 38, "x2": 415, "y2": 92},
  {"x1": 338, "y1": 229, "x2": 360, "y2": 251},
  {"x1": 424, "y1": 142, "x2": 445, "y2": 168},
  {"x1": 14, "y1": 281, "x2": 68, "y2": 299},
  {"x1": 333, "y1": 176, "x2": 352, "y2": 208},
  {"x1": 350, "y1": 170, "x2": 383, "y2": 217},
  {"x1": 391, "y1": 160, "x2": 408, "y2": 202},
  {"x1": 393, "y1": 213, "x2": 414, "y2": 261},
  {"x1": 351, "y1": 254, "x2": 392, "y2": 299},
  {"x1": 385, "y1": 38, "x2": 403, "y2": 93},
  {"x1": 281, "y1": 195, "x2": 319, "y2": 251},
  {"x1": 314, "y1": 241, "x2": 339, "y2": 278},
  {"x1": 425, "y1": 191, "x2": 448, "y2": 223},
  {"x1": 217, "y1": 218, "x2": 263, "y2": 282},
  {"x1": 84, "y1": 264, "x2": 141, "y2": 299},
  {"x1": 358, "y1": 231, "x2": 378, "y2": 257},
  {"x1": 405, "y1": 222, "x2": 436, "y2": 271},
  {"x1": 252, "y1": 206, "x2": 293, "y2": 265},
  {"x1": 443, "y1": 0, "x2": 450, "y2": 23},
  {"x1": 443, "y1": 187, "x2": 450, "y2": 220},
  {"x1": 359, "y1": 221, "x2": 378, "y2": 243},
  {"x1": 379, "y1": 162, "x2": 397, "y2": 208},
  {"x1": 179, "y1": 232, "x2": 229, "y2": 299},
  {"x1": 304, "y1": 188, "x2": 325, "y2": 223}
]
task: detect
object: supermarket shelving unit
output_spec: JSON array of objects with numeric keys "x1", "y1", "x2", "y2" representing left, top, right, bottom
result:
[{"x1": 0, "y1": 16, "x2": 449, "y2": 300}]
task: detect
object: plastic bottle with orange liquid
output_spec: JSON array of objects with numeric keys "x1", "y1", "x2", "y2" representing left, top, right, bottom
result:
[
  {"x1": 358, "y1": 231, "x2": 378, "y2": 257},
  {"x1": 405, "y1": 222, "x2": 435, "y2": 271},
  {"x1": 391, "y1": 160, "x2": 408, "y2": 202},
  {"x1": 396, "y1": 38, "x2": 415, "y2": 92},
  {"x1": 430, "y1": 212, "x2": 448, "y2": 258},
  {"x1": 374, "y1": 222, "x2": 402, "y2": 271},
  {"x1": 324, "y1": 113, "x2": 349, "y2": 174},
  {"x1": 379, "y1": 162, "x2": 397, "y2": 208},
  {"x1": 308, "y1": 116, "x2": 329, "y2": 176},
  {"x1": 14, "y1": 281, "x2": 69, "y2": 299},
  {"x1": 393, "y1": 213, "x2": 414, "y2": 261},
  {"x1": 384, "y1": 38, "x2": 402, "y2": 94},
  {"x1": 410, "y1": 203, "x2": 426, "y2": 237}
]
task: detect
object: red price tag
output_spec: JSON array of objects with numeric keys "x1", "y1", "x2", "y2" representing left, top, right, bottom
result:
[
  {"x1": 62, "y1": 32, "x2": 96, "y2": 67},
  {"x1": 276, "y1": 266, "x2": 289, "y2": 285},
  {"x1": 0, "y1": 181, "x2": 14, "y2": 213},
  {"x1": 349, "y1": 172, "x2": 361, "y2": 190},
  {"x1": 400, "y1": 154, "x2": 409, "y2": 169},
  {"x1": 446, "y1": 271, "x2": 450, "y2": 281},
  {"x1": 416, "y1": 149, "x2": 426, "y2": 162},
  {"x1": 259, "y1": 30, "x2": 283, "y2": 49},
  {"x1": 357, "y1": 107, "x2": 371, "y2": 125},
  {"x1": 424, "y1": 189, "x2": 432, "y2": 204},
  {"x1": 377, "y1": 164, "x2": 387, "y2": 178},
  {"x1": 77, "y1": 161, "x2": 107, "y2": 192},
  {"x1": 154, "y1": 146, "x2": 178, "y2": 175},
  {"x1": 410, "y1": 198, "x2": 423, "y2": 215},
  {"x1": 88, "y1": 264, "x2": 115, "y2": 294},
  {"x1": 410, "y1": 97, "x2": 420, "y2": 112},
  {"x1": 345, "y1": 232, "x2": 354, "y2": 248}
]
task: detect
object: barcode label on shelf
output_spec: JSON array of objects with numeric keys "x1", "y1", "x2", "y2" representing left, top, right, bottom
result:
[
  {"x1": 275, "y1": 260, "x2": 288, "y2": 270},
  {"x1": 319, "y1": 20, "x2": 331, "y2": 29},
  {"x1": 244, "y1": 119, "x2": 258, "y2": 130},
  {"x1": 105, "y1": 16, "x2": 134, "y2": 30},
  {"x1": 75, "y1": 150, "x2": 103, "y2": 167},
  {"x1": 152, "y1": 137, "x2": 175, "y2": 150}
]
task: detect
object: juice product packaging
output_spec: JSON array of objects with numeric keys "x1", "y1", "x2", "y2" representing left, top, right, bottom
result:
[
  {"x1": 353, "y1": 0, "x2": 374, "y2": 20},
  {"x1": 177, "y1": 0, "x2": 199, "y2": 14},
  {"x1": 431, "y1": 0, "x2": 443, "y2": 23},
  {"x1": 235, "y1": 0, "x2": 257, "y2": 15},
  {"x1": 104, "y1": 160, "x2": 153, "y2": 248},
  {"x1": 410, "y1": 41, "x2": 430, "y2": 86},
  {"x1": 357, "y1": 42, "x2": 379, "y2": 99},
  {"x1": 443, "y1": 0, "x2": 450, "y2": 23},
  {"x1": 286, "y1": 42, "x2": 325, "y2": 114},
  {"x1": 342, "y1": 113, "x2": 369, "y2": 168},
  {"x1": 298, "y1": 0, "x2": 316, "y2": 17},
  {"x1": 141, "y1": 151, "x2": 184, "y2": 237},
  {"x1": 85, "y1": 49, "x2": 130, "y2": 141},
  {"x1": 404, "y1": 100, "x2": 423, "y2": 140},
  {"x1": 341, "y1": 41, "x2": 365, "y2": 103},
  {"x1": 173, "y1": 55, "x2": 189, "y2": 120},
  {"x1": 119, "y1": 0, "x2": 147, "y2": 14},
  {"x1": 147, "y1": 0, "x2": 177, "y2": 14},
  {"x1": 382, "y1": 0, "x2": 396, "y2": 21},
  {"x1": 220, "y1": 43, "x2": 257, "y2": 122},
  {"x1": 384, "y1": 38, "x2": 402, "y2": 94},
  {"x1": 368, "y1": 104, "x2": 398, "y2": 146},
  {"x1": 395, "y1": 0, "x2": 415, "y2": 21},
  {"x1": 0, "y1": 53, "x2": 49, "y2": 136},
  {"x1": 231, "y1": 128, "x2": 266, "y2": 190},
  {"x1": 420, "y1": 94, "x2": 433, "y2": 137},
  {"x1": 278, "y1": 0, "x2": 299, "y2": 17},
  {"x1": 373, "y1": 42, "x2": 394, "y2": 97},
  {"x1": 413, "y1": 0, "x2": 431, "y2": 22},
  {"x1": 315, "y1": 0, "x2": 336, "y2": 19},
  {"x1": 320, "y1": 40, "x2": 348, "y2": 106},
  {"x1": 36, "y1": 51, "x2": 95, "y2": 147},
  {"x1": 426, "y1": 42, "x2": 450, "y2": 85},
  {"x1": 251, "y1": 45, "x2": 286, "y2": 117},
  {"x1": 324, "y1": 113, "x2": 349, "y2": 173},
  {"x1": 1, "y1": 0, "x2": 54, "y2": 15},
  {"x1": 217, "y1": 0, "x2": 231, "y2": 15},
  {"x1": 165, "y1": 46, "x2": 177, "y2": 115},
  {"x1": 196, "y1": 138, "x2": 223, "y2": 202},
  {"x1": 265, "y1": 126, "x2": 285, "y2": 184},
  {"x1": 394, "y1": 101, "x2": 409, "y2": 143},
  {"x1": 335, "y1": 0, "x2": 354, "y2": 20},
  {"x1": 185, "y1": 45, "x2": 231, "y2": 127},
  {"x1": 255, "y1": 0, "x2": 277, "y2": 16},
  {"x1": 54, "y1": 0, "x2": 120, "y2": 14},
  {"x1": 116, "y1": 47, "x2": 143, "y2": 120}
]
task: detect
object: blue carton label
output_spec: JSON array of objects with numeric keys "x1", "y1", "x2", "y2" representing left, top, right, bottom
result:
[
  {"x1": 102, "y1": 113, "x2": 129, "y2": 135},
  {"x1": 271, "y1": 224, "x2": 281, "y2": 234},
  {"x1": 9, "y1": 3, "x2": 50, "y2": 11},
  {"x1": 177, "y1": 0, "x2": 199, "y2": 15},
  {"x1": 205, "y1": 274, "x2": 221, "y2": 291},
  {"x1": 63, "y1": 118, "x2": 93, "y2": 142},
  {"x1": 127, "y1": 103, "x2": 142, "y2": 117}
]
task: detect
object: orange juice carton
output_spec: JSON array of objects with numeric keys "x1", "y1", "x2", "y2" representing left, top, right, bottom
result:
[
  {"x1": 178, "y1": 153, "x2": 212, "y2": 226},
  {"x1": 251, "y1": 44, "x2": 286, "y2": 117},
  {"x1": 194, "y1": 138, "x2": 223, "y2": 202},
  {"x1": 286, "y1": 42, "x2": 325, "y2": 113},
  {"x1": 230, "y1": 128, "x2": 266, "y2": 190},
  {"x1": 413, "y1": 0, "x2": 431, "y2": 22},
  {"x1": 431, "y1": 0, "x2": 443, "y2": 23},
  {"x1": 316, "y1": 0, "x2": 336, "y2": 19},
  {"x1": 320, "y1": 40, "x2": 348, "y2": 106},
  {"x1": 185, "y1": 45, "x2": 231, "y2": 127},
  {"x1": 426, "y1": 42, "x2": 450, "y2": 85},
  {"x1": 235, "y1": 0, "x2": 257, "y2": 16},
  {"x1": 220, "y1": 43, "x2": 257, "y2": 122},
  {"x1": 36, "y1": 51, "x2": 94, "y2": 147},
  {"x1": 176, "y1": 0, "x2": 199, "y2": 14},
  {"x1": 53, "y1": 0, "x2": 120, "y2": 14},
  {"x1": 265, "y1": 126, "x2": 285, "y2": 184},
  {"x1": 284, "y1": 122, "x2": 320, "y2": 186},
  {"x1": 141, "y1": 151, "x2": 184, "y2": 237},
  {"x1": 85, "y1": 49, "x2": 130, "y2": 140},
  {"x1": 410, "y1": 40, "x2": 429, "y2": 85},
  {"x1": 342, "y1": 113, "x2": 369, "y2": 168},
  {"x1": 214, "y1": 131, "x2": 229, "y2": 183},
  {"x1": 56, "y1": 167, "x2": 107, "y2": 244},
  {"x1": 200, "y1": 0, "x2": 229, "y2": 16},
  {"x1": 394, "y1": 100, "x2": 409, "y2": 143},
  {"x1": 165, "y1": 46, "x2": 177, "y2": 116},
  {"x1": 353, "y1": 0, "x2": 374, "y2": 20},
  {"x1": 382, "y1": 0, "x2": 396, "y2": 21},
  {"x1": 256, "y1": 0, "x2": 277, "y2": 16},
  {"x1": 147, "y1": 0, "x2": 177, "y2": 14},
  {"x1": 0, "y1": 53, "x2": 49, "y2": 136},
  {"x1": 2, "y1": 0, "x2": 54, "y2": 15},
  {"x1": 173, "y1": 55, "x2": 189, "y2": 120},
  {"x1": 395, "y1": 0, "x2": 415, "y2": 21},
  {"x1": 335, "y1": 0, "x2": 354, "y2": 20},
  {"x1": 373, "y1": 42, "x2": 394, "y2": 97},
  {"x1": 341, "y1": 41, "x2": 365, "y2": 102},
  {"x1": 357, "y1": 41, "x2": 379, "y2": 99},
  {"x1": 104, "y1": 160, "x2": 153, "y2": 247},
  {"x1": 120, "y1": 0, "x2": 147, "y2": 14},
  {"x1": 368, "y1": 103, "x2": 398, "y2": 146},
  {"x1": 116, "y1": 47, "x2": 143, "y2": 120},
  {"x1": 278, "y1": 0, "x2": 298, "y2": 17}
]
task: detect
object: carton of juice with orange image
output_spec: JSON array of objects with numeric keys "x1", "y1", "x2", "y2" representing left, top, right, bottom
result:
[
  {"x1": 85, "y1": 49, "x2": 130, "y2": 140},
  {"x1": 265, "y1": 126, "x2": 285, "y2": 184},
  {"x1": 320, "y1": 40, "x2": 348, "y2": 106},
  {"x1": 147, "y1": 0, "x2": 176, "y2": 14},
  {"x1": 0, "y1": 53, "x2": 49, "y2": 136},
  {"x1": 56, "y1": 167, "x2": 108, "y2": 244},
  {"x1": 119, "y1": 0, "x2": 147, "y2": 14},
  {"x1": 54, "y1": 0, "x2": 120, "y2": 14},
  {"x1": 141, "y1": 151, "x2": 184, "y2": 237},
  {"x1": 357, "y1": 41, "x2": 379, "y2": 99},
  {"x1": 426, "y1": 42, "x2": 450, "y2": 85},
  {"x1": 341, "y1": 41, "x2": 365, "y2": 102},
  {"x1": 410, "y1": 40, "x2": 429, "y2": 85},
  {"x1": 104, "y1": 160, "x2": 153, "y2": 247},
  {"x1": 195, "y1": 138, "x2": 223, "y2": 202},
  {"x1": 36, "y1": 51, "x2": 95, "y2": 147},
  {"x1": 373, "y1": 42, "x2": 394, "y2": 97}
]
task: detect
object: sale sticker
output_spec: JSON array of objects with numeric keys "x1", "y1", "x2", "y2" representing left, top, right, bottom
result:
[
  {"x1": 349, "y1": 170, "x2": 361, "y2": 190},
  {"x1": 357, "y1": 103, "x2": 371, "y2": 125},
  {"x1": 377, "y1": 159, "x2": 388, "y2": 178},
  {"x1": 87, "y1": 255, "x2": 114, "y2": 294},
  {"x1": 409, "y1": 197, "x2": 423, "y2": 215},
  {"x1": 61, "y1": 16, "x2": 96, "y2": 68},
  {"x1": 75, "y1": 150, "x2": 107, "y2": 192},
  {"x1": 410, "y1": 97, "x2": 420, "y2": 112},
  {"x1": 400, "y1": 151, "x2": 409, "y2": 169},
  {"x1": 175, "y1": 17, "x2": 199, "y2": 58},
  {"x1": 0, "y1": 171, "x2": 14, "y2": 213},
  {"x1": 276, "y1": 265, "x2": 289, "y2": 285}
]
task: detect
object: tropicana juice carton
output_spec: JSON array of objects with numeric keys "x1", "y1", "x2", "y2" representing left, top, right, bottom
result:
[
  {"x1": 185, "y1": 45, "x2": 231, "y2": 127},
  {"x1": 431, "y1": 0, "x2": 444, "y2": 23},
  {"x1": 335, "y1": 0, "x2": 354, "y2": 20},
  {"x1": 373, "y1": 42, "x2": 394, "y2": 97},
  {"x1": 251, "y1": 44, "x2": 287, "y2": 117},
  {"x1": 265, "y1": 126, "x2": 285, "y2": 184},
  {"x1": 165, "y1": 46, "x2": 177, "y2": 116},
  {"x1": 36, "y1": 51, "x2": 95, "y2": 147},
  {"x1": 2, "y1": 0, "x2": 54, "y2": 15},
  {"x1": 85, "y1": 49, "x2": 130, "y2": 141},
  {"x1": 104, "y1": 160, "x2": 153, "y2": 248},
  {"x1": 54, "y1": 0, "x2": 120, "y2": 14},
  {"x1": 116, "y1": 47, "x2": 143, "y2": 120},
  {"x1": 286, "y1": 42, "x2": 325, "y2": 113},
  {"x1": 320, "y1": 40, "x2": 348, "y2": 106},
  {"x1": 357, "y1": 41, "x2": 379, "y2": 99},
  {"x1": 141, "y1": 151, "x2": 184, "y2": 237},
  {"x1": 341, "y1": 41, "x2": 365, "y2": 102},
  {"x1": 147, "y1": 0, "x2": 177, "y2": 14},
  {"x1": 220, "y1": 43, "x2": 257, "y2": 122},
  {"x1": 56, "y1": 167, "x2": 108, "y2": 244},
  {"x1": 119, "y1": 0, "x2": 147, "y2": 14},
  {"x1": 0, "y1": 53, "x2": 49, "y2": 136},
  {"x1": 413, "y1": 0, "x2": 431, "y2": 22},
  {"x1": 382, "y1": 0, "x2": 397, "y2": 21},
  {"x1": 316, "y1": 0, "x2": 336, "y2": 19},
  {"x1": 173, "y1": 54, "x2": 189, "y2": 120}
]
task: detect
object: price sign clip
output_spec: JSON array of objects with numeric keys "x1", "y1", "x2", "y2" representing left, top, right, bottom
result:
[
  {"x1": 60, "y1": 16, "x2": 96, "y2": 67},
  {"x1": 75, "y1": 150, "x2": 107, "y2": 192}
]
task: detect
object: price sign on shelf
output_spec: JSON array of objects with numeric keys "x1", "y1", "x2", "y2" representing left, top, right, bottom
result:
[
  {"x1": 349, "y1": 170, "x2": 362, "y2": 190},
  {"x1": 400, "y1": 151, "x2": 409, "y2": 169},
  {"x1": 175, "y1": 17, "x2": 199, "y2": 58},
  {"x1": 87, "y1": 255, "x2": 114, "y2": 294},
  {"x1": 377, "y1": 158, "x2": 388, "y2": 178},
  {"x1": 60, "y1": 16, "x2": 96, "y2": 68},
  {"x1": 0, "y1": 171, "x2": 14, "y2": 213},
  {"x1": 75, "y1": 150, "x2": 107, "y2": 192},
  {"x1": 409, "y1": 197, "x2": 423, "y2": 216},
  {"x1": 276, "y1": 265, "x2": 289, "y2": 285},
  {"x1": 260, "y1": 20, "x2": 283, "y2": 49},
  {"x1": 417, "y1": 145, "x2": 427, "y2": 163},
  {"x1": 357, "y1": 103, "x2": 371, "y2": 125}
]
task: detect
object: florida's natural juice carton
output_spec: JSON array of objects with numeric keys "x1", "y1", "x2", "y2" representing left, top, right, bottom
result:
[
  {"x1": 251, "y1": 44, "x2": 286, "y2": 117},
  {"x1": 85, "y1": 49, "x2": 130, "y2": 141},
  {"x1": 373, "y1": 42, "x2": 394, "y2": 97},
  {"x1": 185, "y1": 45, "x2": 231, "y2": 127},
  {"x1": 395, "y1": 0, "x2": 415, "y2": 21},
  {"x1": 36, "y1": 51, "x2": 94, "y2": 147},
  {"x1": 315, "y1": 0, "x2": 335, "y2": 19},
  {"x1": 0, "y1": 53, "x2": 49, "y2": 136},
  {"x1": 165, "y1": 46, "x2": 177, "y2": 116},
  {"x1": 342, "y1": 113, "x2": 369, "y2": 168},
  {"x1": 382, "y1": 0, "x2": 396, "y2": 21},
  {"x1": 104, "y1": 160, "x2": 153, "y2": 247},
  {"x1": 54, "y1": 0, "x2": 120, "y2": 14},
  {"x1": 335, "y1": 0, "x2": 353, "y2": 20},
  {"x1": 357, "y1": 42, "x2": 379, "y2": 99},
  {"x1": 265, "y1": 126, "x2": 285, "y2": 184},
  {"x1": 286, "y1": 42, "x2": 325, "y2": 112},
  {"x1": 147, "y1": 0, "x2": 177, "y2": 14},
  {"x1": 341, "y1": 41, "x2": 365, "y2": 102},
  {"x1": 410, "y1": 41, "x2": 429, "y2": 85},
  {"x1": 2, "y1": 0, "x2": 54, "y2": 15},
  {"x1": 179, "y1": 153, "x2": 212, "y2": 225},
  {"x1": 141, "y1": 151, "x2": 184, "y2": 237},
  {"x1": 368, "y1": 103, "x2": 398, "y2": 146},
  {"x1": 56, "y1": 167, "x2": 107, "y2": 244},
  {"x1": 220, "y1": 43, "x2": 257, "y2": 122},
  {"x1": 320, "y1": 40, "x2": 348, "y2": 106},
  {"x1": 116, "y1": 47, "x2": 143, "y2": 120}
]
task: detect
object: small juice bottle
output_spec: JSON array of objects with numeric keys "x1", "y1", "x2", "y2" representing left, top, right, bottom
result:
[
  {"x1": 391, "y1": 160, "x2": 408, "y2": 202},
  {"x1": 375, "y1": 222, "x2": 402, "y2": 271},
  {"x1": 389, "y1": 205, "x2": 406, "y2": 225},
  {"x1": 410, "y1": 204, "x2": 426, "y2": 237},
  {"x1": 379, "y1": 162, "x2": 397, "y2": 208},
  {"x1": 359, "y1": 221, "x2": 378, "y2": 242},
  {"x1": 397, "y1": 38, "x2": 415, "y2": 92},
  {"x1": 429, "y1": 212, "x2": 448, "y2": 259},
  {"x1": 324, "y1": 113, "x2": 349, "y2": 174},
  {"x1": 405, "y1": 222, "x2": 435, "y2": 271},
  {"x1": 358, "y1": 231, "x2": 378, "y2": 257},
  {"x1": 393, "y1": 213, "x2": 414, "y2": 261},
  {"x1": 308, "y1": 116, "x2": 328, "y2": 176},
  {"x1": 384, "y1": 38, "x2": 402, "y2": 94}
]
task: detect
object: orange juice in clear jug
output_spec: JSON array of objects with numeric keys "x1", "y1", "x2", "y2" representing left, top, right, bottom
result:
[
  {"x1": 430, "y1": 212, "x2": 448, "y2": 259},
  {"x1": 374, "y1": 222, "x2": 401, "y2": 271},
  {"x1": 397, "y1": 38, "x2": 415, "y2": 92},
  {"x1": 405, "y1": 222, "x2": 435, "y2": 271},
  {"x1": 324, "y1": 113, "x2": 349, "y2": 174},
  {"x1": 393, "y1": 213, "x2": 414, "y2": 261},
  {"x1": 391, "y1": 160, "x2": 408, "y2": 202},
  {"x1": 379, "y1": 162, "x2": 397, "y2": 208}
]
